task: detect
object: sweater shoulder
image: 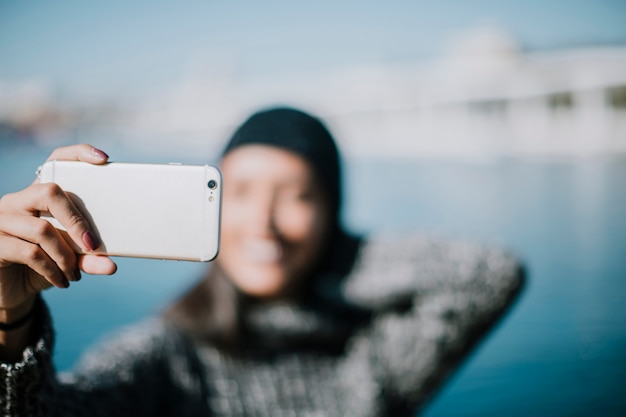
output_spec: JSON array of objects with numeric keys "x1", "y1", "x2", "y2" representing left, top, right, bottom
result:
[{"x1": 65, "y1": 317, "x2": 183, "y2": 383}]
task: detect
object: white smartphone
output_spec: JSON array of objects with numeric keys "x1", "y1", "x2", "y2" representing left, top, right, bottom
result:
[{"x1": 37, "y1": 160, "x2": 222, "y2": 262}]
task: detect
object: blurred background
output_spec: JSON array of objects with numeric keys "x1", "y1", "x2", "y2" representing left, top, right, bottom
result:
[{"x1": 1, "y1": 1, "x2": 626, "y2": 415}]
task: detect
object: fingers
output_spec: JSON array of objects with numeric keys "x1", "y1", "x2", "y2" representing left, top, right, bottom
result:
[
  {"x1": 0, "y1": 214, "x2": 80, "y2": 284},
  {"x1": 46, "y1": 144, "x2": 109, "y2": 164},
  {"x1": 1, "y1": 183, "x2": 100, "y2": 253},
  {"x1": 0, "y1": 234, "x2": 70, "y2": 289},
  {"x1": 33, "y1": 145, "x2": 109, "y2": 186},
  {"x1": 0, "y1": 213, "x2": 117, "y2": 293}
]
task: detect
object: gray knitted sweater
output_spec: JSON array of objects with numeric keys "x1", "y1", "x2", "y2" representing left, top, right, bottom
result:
[{"x1": 0, "y1": 234, "x2": 524, "y2": 417}]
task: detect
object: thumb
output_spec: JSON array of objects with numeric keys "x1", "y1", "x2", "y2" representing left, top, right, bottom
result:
[{"x1": 78, "y1": 255, "x2": 117, "y2": 275}]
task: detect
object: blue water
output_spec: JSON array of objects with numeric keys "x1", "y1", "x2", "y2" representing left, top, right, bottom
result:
[{"x1": 1, "y1": 141, "x2": 625, "y2": 416}]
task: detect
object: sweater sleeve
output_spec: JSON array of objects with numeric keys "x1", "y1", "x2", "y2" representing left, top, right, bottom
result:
[
  {"x1": 0, "y1": 299, "x2": 207, "y2": 417},
  {"x1": 342, "y1": 234, "x2": 525, "y2": 409},
  {"x1": 0, "y1": 298, "x2": 55, "y2": 417}
]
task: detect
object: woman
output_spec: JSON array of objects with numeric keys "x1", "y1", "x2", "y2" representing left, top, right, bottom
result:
[{"x1": 0, "y1": 107, "x2": 524, "y2": 416}]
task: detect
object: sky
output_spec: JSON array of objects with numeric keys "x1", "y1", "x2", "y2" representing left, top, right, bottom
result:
[{"x1": 1, "y1": 0, "x2": 626, "y2": 98}]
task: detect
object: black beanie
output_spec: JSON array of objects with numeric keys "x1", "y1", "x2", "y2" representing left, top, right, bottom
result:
[{"x1": 222, "y1": 107, "x2": 342, "y2": 222}]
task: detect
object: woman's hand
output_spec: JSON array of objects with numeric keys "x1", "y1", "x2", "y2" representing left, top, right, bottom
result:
[{"x1": 0, "y1": 144, "x2": 117, "y2": 313}]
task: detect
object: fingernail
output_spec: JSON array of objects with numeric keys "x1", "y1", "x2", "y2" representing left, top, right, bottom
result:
[
  {"x1": 82, "y1": 231, "x2": 100, "y2": 251},
  {"x1": 61, "y1": 278, "x2": 70, "y2": 288},
  {"x1": 92, "y1": 147, "x2": 109, "y2": 160},
  {"x1": 74, "y1": 267, "x2": 82, "y2": 281}
]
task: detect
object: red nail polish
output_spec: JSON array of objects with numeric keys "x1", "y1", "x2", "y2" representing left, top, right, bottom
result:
[
  {"x1": 82, "y1": 231, "x2": 100, "y2": 251},
  {"x1": 92, "y1": 148, "x2": 109, "y2": 160}
]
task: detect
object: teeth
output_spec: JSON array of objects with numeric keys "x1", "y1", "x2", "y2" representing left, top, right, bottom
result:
[{"x1": 242, "y1": 239, "x2": 282, "y2": 263}]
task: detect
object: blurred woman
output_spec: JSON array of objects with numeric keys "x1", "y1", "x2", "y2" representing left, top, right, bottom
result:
[{"x1": 0, "y1": 107, "x2": 524, "y2": 416}]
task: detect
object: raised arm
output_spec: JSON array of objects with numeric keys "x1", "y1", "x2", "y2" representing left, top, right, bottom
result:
[
  {"x1": 342, "y1": 234, "x2": 525, "y2": 410},
  {"x1": 0, "y1": 145, "x2": 212, "y2": 416}
]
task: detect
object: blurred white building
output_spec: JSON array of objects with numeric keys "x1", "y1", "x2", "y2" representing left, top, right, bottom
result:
[
  {"x1": 126, "y1": 28, "x2": 626, "y2": 158},
  {"x1": 3, "y1": 28, "x2": 626, "y2": 158}
]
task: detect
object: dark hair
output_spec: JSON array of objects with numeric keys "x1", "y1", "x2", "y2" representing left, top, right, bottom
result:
[{"x1": 164, "y1": 106, "x2": 362, "y2": 351}]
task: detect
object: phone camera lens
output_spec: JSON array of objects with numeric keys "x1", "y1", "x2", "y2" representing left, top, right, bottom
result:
[{"x1": 207, "y1": 180, "x2": 218, "y2": 189}]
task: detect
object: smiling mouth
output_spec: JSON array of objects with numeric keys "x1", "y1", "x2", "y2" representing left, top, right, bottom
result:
[{"x1": 241, "y1": 239, "x2": 283, "y2": 263}]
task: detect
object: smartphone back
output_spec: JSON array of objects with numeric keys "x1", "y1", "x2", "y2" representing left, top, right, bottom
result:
[{"x1": 38, "y1": 160, "x2": 221, "y2": 262}]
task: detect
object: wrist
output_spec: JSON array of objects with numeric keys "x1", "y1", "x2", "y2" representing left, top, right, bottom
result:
[
  {"x1": 0, "y1": 296, "x2": 40, "y2": 362},
  {"x1": 0, "y1": 296, "x2": 37, "y2": 331}
]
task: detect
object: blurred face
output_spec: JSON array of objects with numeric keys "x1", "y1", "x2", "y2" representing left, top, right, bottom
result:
[{"x1": 217, "y1": 145, "x2": 332, "y2": 299}]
